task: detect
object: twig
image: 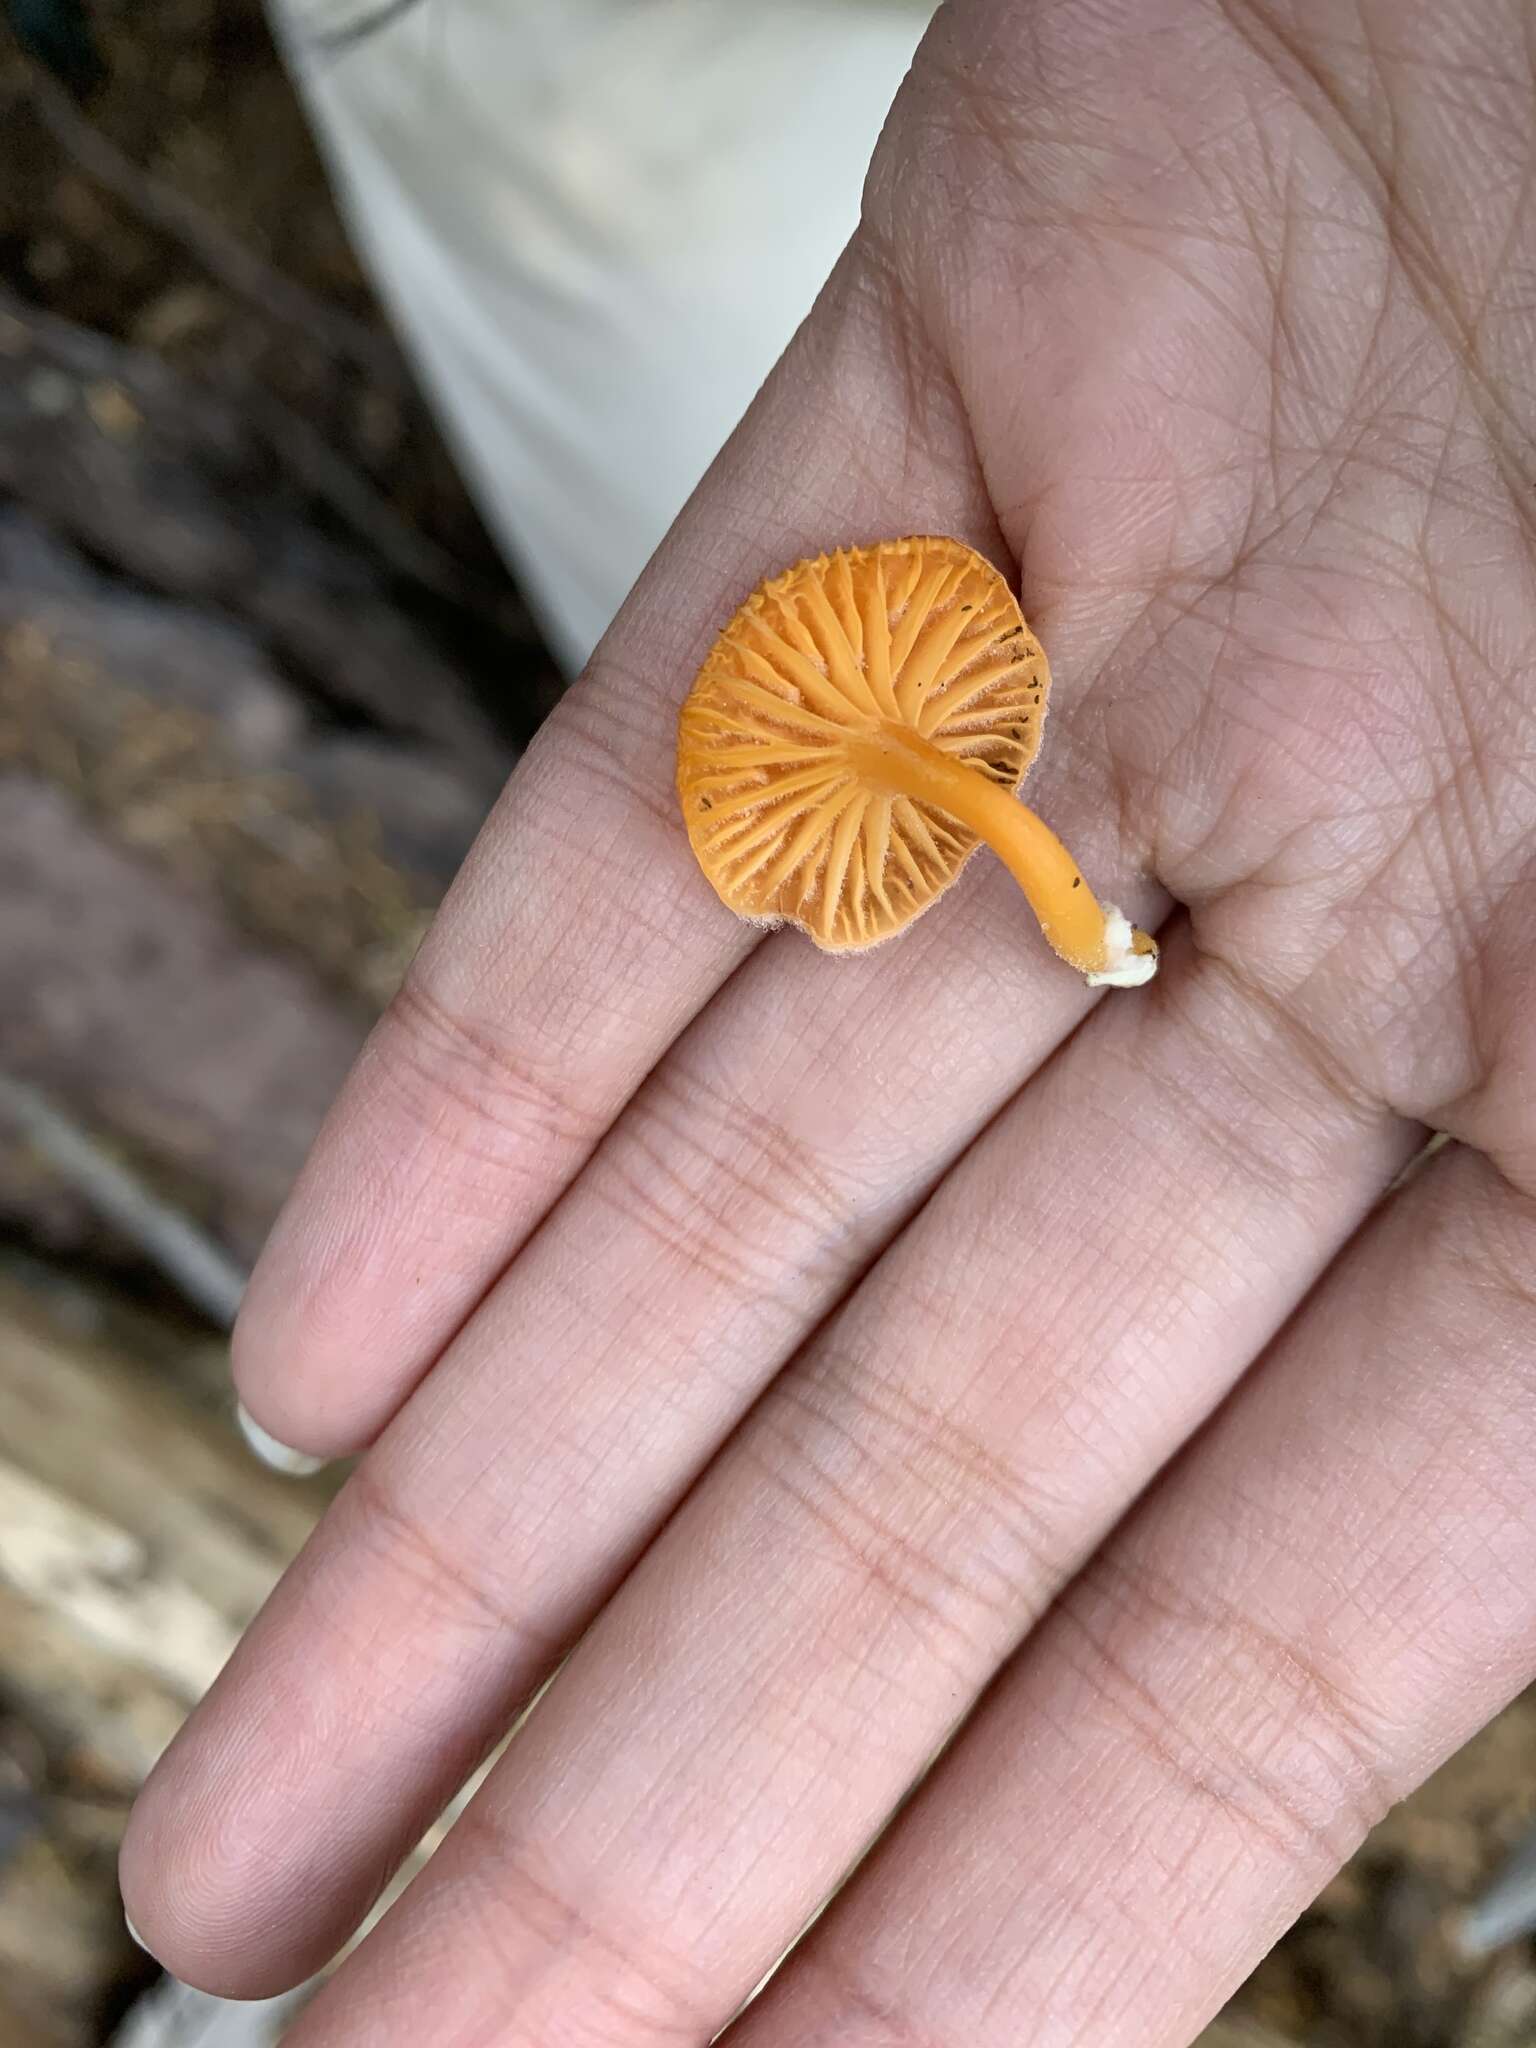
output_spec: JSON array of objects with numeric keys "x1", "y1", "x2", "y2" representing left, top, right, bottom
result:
[
  {"x1": 0, "y1": 279, "x2": 531, "y2": 648},
  {"x1": 25, "y1": 66, "x2": 404, "y2": 390},
  {"x1": 243, "y1": 381, "x2": 515, "y2": 624},
  {"x1": 0, "y1": 1073, "x2": 247, "y2": 1329},
  {"x1": 1459, "y1": 1820, "x2": 1536, "y2": 1956}
]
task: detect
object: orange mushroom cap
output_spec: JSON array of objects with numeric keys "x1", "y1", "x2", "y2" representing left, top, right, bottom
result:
[{"x1": 676, "y1": 536, "x2": 1157, "y2": 985}]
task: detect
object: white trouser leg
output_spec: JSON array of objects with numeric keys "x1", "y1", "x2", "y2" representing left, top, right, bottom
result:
[{"x1": 267, "y1": 0, "x2": 934, "y2": 671}]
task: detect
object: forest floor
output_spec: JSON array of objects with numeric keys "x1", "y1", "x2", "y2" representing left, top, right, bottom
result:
[{"x1": 0, "y1": 2, "x2": 1532, "y2": 2042}]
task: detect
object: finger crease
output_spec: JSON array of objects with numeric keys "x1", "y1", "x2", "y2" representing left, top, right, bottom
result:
[
  {"x1": 452, "y1": 1805, "x2": 718, "y2": 2043},
  {"x1": 386, "y1": 976, "x2": 609, "y2": 1159},
  {"x1": 1062, "y1": 1557, "x2": 1394, "y2": 1885},
  {"x1": 351, "y1": 1463, "x2": 560, "y2": 1663}
]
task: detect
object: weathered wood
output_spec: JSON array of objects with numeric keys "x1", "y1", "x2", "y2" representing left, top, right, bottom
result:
[
  {"x1": 1, "y1": 1465, "x2": 241, "y2": 1701},
  {"x1": 0, "y1": 502, "x2": 491, "y2": 979},
  {"x1": 0, "y1": 1272, "x2": 329, "y2": 2045},
  {"x1": 0, "y1": 284, "x2": 527, "y2": 773},
  {"x1": 0, "y1": 1262, "x2": 503, "y2": 2044},
  {"x1": 0, "y1": 1077, "x2": 248, "y2": 1328},
  {"x1": 0, "y1": 1269, "x2": 320, "y2": 1628},
  {"x1": 0, "y1": 772, "x2": 366, "y2": 1264},
  {"x1": 0, "y1": 498, "x2": 502, "y2": 1271}
]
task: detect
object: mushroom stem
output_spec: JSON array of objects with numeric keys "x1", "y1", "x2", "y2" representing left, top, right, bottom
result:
[{"x1": 847, "y1": 723, "x2": 1158, "y2": 985}]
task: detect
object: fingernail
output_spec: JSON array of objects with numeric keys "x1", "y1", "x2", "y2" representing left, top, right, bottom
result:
[
  {"x1": 125, "y1": 1910, "x2": 153, "y2": 1957},
  {"x1": 236, "y1": 1402, "x2": 327, "y2": 1476}
]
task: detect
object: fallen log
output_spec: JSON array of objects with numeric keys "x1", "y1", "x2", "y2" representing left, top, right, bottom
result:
[
  {"x1": 0, "y1": 773, "x2": 366, "y2": 1265},
  {"x1": 0, "y1": 1267, "x2": 327, "y2": 2046},
  {"x1": 0, "y1": 284, "x2": 533, "y2": 773}
]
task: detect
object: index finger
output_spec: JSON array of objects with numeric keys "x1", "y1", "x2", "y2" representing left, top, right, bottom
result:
[{"x1": 233, "y1": 250, "x2": 1003, "y2": 1458}]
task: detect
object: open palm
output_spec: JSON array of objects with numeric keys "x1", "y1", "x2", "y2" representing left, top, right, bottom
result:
[{"x1": 123, "y1": 2, "x2": 1536, "y2": 2041}]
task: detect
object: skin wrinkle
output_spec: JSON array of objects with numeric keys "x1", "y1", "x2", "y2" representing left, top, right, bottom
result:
[
  {"x1": 345, "y1": 1460, "x2": 562, "y2": 1665},
  {"x1": 287, "y1": 1520, "x2": 479, "y2": 1723},
  {"x1": 1193, "y1": 909, "x2": 1414, "y2": 1109},
  {"x1": 801, "y1": 1948, "x2": 948, "y2": 2048},
  {"x1": 382, "y1": 977, "x2": 613, "y2": 1174},
  {"x1": 1039, "y1": 1624, "x2": 1380, "y2": 1895},
  {"x1": 803, "y1": 1536, "x2": 1393, "y2": 2048},
  {"x1": 1233, "y1": 1402, "x2": 1529, "y2": 1691},
  {"x1": 757, "y1": 1359, "x2": 1082, "y2": 1644},
  {"x1": 551, "y1": 664, "x2": 696, "y2": 832},
  {"x1": 1151, "y1": 949, "x2": 1383, "y2": 1157},
  {"x1": 600, "y1": 1066, "x2": 868, "y2": 1292},
  {"x1": 1218, "y1": 0, "x2": 1536, "y2": 503},
  {"x1": 836, "y1": 248, "x2": 988, "y2": 522},
  {"x1": 1279, "y1": 368, "x2": 1460, "y2": 560},
  {"x1": 1171, "y1": 528, "x2": 1523, "y2": 1105},
  {"x1": 474, "y1": 742, "x2": 679, "y2": 954},
  {"x1": 1447, "y1": 671, "x2": 1536, "y2": 876},
  {"x1": 393, "y1": 909, "x2": 1073, "y2": 1523},
  {"x1": 984, "y1": 1789, "x2": 1238, "y2": 2045},
  {"x1": 1081, "y1": 1543, "x2": 1400, "y2": 1832},
  {"x1": 886, "y1": 1707, "x2": 1216, "y2": 2048},
  {"x1": 1351, "y1": 702, "x2": 1534, "y2": 1119},
  {"x1": 958, "y1": 8, "x2": 1536, "y2": 957},
  {"x1": 1464, "y1": 1171, "x2": 1536, "y2": 1322},
  {"x1": 424, "y1": 1809, "x2": 717, "y2": 2048},
  {"x1": 742, "y1": 1402, "x2": 1044, "y2": 1673}
]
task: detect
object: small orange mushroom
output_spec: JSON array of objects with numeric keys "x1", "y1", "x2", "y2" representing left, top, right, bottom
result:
[{"x1": 676, "y1": 536, "x2": 1158, "y2": 985}]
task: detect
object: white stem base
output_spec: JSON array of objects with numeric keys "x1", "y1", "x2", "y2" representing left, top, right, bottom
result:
[{"x1": 1084, "y1": 905, "x2": 1159, "y2": 988}]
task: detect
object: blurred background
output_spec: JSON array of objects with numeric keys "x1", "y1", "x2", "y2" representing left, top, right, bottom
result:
[{"x1": 0, "y1": 2, "x2": 1533, "y2": 2043}]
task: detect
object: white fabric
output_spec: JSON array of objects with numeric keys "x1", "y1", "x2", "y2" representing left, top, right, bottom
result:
[{"x1": 269, "y1": 0, "x2": 934, "y2": 671}]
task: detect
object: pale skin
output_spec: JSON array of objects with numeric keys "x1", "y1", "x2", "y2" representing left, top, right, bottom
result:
[{"x1": 121, "y1": 0, "x2": 1536, "y2": 2040}]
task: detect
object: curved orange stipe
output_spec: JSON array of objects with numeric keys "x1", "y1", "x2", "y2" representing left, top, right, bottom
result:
[{"x1": 676, "y1": 536, "x2": 1157, "y2": 984}]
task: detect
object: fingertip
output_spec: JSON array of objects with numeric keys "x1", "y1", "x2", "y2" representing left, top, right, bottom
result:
[{"x1": 120, "y1": 1772, "x2": 325, "y2": 2000}]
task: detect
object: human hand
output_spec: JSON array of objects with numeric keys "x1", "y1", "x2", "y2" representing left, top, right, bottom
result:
[{"x1": 121, "y1": 2, "x2": 1536, "y2": 2040}]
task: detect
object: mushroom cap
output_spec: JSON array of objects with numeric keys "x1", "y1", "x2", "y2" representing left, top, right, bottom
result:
[{"x1": 677, "y1": 535, "x2": 1049, "y2": 950}]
